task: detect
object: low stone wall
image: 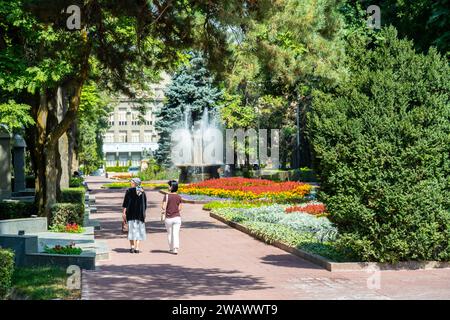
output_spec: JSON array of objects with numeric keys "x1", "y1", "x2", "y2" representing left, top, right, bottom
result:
[
  {"x1": 24, "y1": 252, "x2": 96, "y2": 270},
  {"x1": 0, "y1": 234, "x2": 96, "y2": 270},
  {"x1": 0, "y1": 217, "x2": 47, "y2": 235},
  {"x1": 0, "y1": 234, "x2": 38, "y2": 266}
]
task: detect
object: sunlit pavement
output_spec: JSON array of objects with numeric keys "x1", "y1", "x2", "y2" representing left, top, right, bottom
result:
[{"x1": 82, "y1": 176, "x2": 450, "y2": 300}]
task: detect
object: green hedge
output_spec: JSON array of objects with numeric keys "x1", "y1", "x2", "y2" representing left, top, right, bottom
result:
[
  {"x1": 69, "y1": 177, "x2": 84, "y2": 188},
  {"x1": 0, "y1": 201, "x2": 36, "y2": 220},
  {"x1": 308, "y1": 28, "x2": 450, "y2": 262},
  {"x1": 50, "y1": 203, "x2": 85, "y2": 227},
  {"x1": 0, "y1": 249, "x2": 15, "y2": 299},
  {"x1": 59, "y1": 188, "x2": 85, "y2": 205},
  {"x1": 106, "y1": 166, "x2": 129, "y2": 172},
  {"x1": 259, "y1": 168, "x2": 317, "y2": 182}
]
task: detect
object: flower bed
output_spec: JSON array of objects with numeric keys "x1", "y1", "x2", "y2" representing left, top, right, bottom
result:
[
  {"x1": 43, "y1": 243, "x2": 82, "y2": 255},
  {"x1": 103, "y1": 182, "x2": 185, "y2": 189},
  {"x1": 210, "y1": 203, "x2": 348, "y2": 262},
  {"x1": 180, "y1": 177, "x2": 312, "y2": 202},
  {"x1": 178, "y1": 194, "x2": 232, "y2": 202},
  {"x1": 49, "y1": 223, "x2": 84, "y2": 234},
  {"x1": 285, "y1": 203, "x2": 326, "y2": 216}
]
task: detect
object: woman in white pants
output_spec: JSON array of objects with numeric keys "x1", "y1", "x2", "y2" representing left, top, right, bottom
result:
[{"x1": 162, "y1": 180, "x2": 182, "y2": 254}]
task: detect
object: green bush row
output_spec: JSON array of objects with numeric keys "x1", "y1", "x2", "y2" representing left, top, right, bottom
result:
[
  {"x1": 105, "y1": 166, "x2": 130, "y2": 172},
  {"x1": 0, "y1": 201, "x2": 36, "y2": 220},
  {"x1": 59, "y1": 188, "x2": 85, "y2": 205},
  {"x1": 307, "y1": 28, "x2": 450, "y2": 262},
  {"x1": 0, "y1": 248, "x2": 14, "y2": 300},
  {"x1": 69, "y1": 177, "x2": 84, "y2": 188},
  {"x1": 50, "y1": 203, "x2": 85, "y2": 227}
]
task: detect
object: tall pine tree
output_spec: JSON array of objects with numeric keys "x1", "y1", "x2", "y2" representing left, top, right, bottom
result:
[{"x1": 154, "y1": 55, "x2": 223, "y2": 167}]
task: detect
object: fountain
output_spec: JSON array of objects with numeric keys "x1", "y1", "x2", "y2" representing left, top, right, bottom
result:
[{"x1": 171, "y1": 107, "x2": 223, "y2": 183}]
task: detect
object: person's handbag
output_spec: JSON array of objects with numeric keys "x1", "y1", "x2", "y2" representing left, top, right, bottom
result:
[
  {"x1": 122, "y1": 219, "x2": 128, "y2": 233},
  {"x1": 122, "y1": 208, "x2": 128, "y2": 233}
]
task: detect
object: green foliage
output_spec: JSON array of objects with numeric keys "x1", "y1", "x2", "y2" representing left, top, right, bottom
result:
[
  {"x1": 219, "y1": 93, "x2": 257, "y2": 128},
  {"x1": 203, "y1": 200, "x2": 270, "y2": 211},
  {"x1": 357, "y1": 0, "x2": 450, "y2": 55},
  {"x1": 59, "y1": 188, "x2": 85, "y2": 205},
  {"x1": 0, "y1": 100, "x2": 34, "y2": 132},
  {"x1": 11, "y1": 267, "x2": 80, "y2": 300},
  {"x1": 50, "y1": 203, "x2": 84, "y2": 227},
  {"x1": 154, "y1": 54, "x2": 223, "y2": 167},
  {"x1": 0, "y1": 249, "x2": 14, "y2": 299},
  {"x1": 222, "y1": 0, "x2": 347, "y2": 168},
  {"x1": 212, "y1": 208, "x2": 348, "y2": 261},
  {"x1": 77, "y1": 82, "x2": 112, "y2": 175},
  {"x1": 44, "y1": 245, "x2": 82, "y2": 255},
  {"x1": 69, "y1": 177, "x2": 84, "y2": 188},
  {"x1": 106, "y1": 166, "x2": 130, "y2": 173},
  {"x1": 0, "y1": 201, "x2": 36, "y2": 220},
  {"x1": 137, "y1": 158, "x2": 179, "y2": 180},
  {"x1": 308, "y1": 27, "x2": 450, "y2": 263},
  {"x1": 49, "y1": 224, "x2": 84, "y2": 234}
]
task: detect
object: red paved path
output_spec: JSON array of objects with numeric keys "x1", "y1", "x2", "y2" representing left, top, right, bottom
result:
[{"x1": 82, "y1": 177, "x2": 450, "y2": 300}]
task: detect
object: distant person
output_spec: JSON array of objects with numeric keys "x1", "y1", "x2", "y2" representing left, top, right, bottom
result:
[
  {"x1": 161, "y1": 180, "x2": 182, "y2": 254},
  {"x1": 122, "y1": 178, "x2": 147, "y2": 253}
]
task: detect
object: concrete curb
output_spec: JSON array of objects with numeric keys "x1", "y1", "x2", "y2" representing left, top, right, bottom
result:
[{"x1": 209, "y1": 211, "x2": 450, "y2": 272}]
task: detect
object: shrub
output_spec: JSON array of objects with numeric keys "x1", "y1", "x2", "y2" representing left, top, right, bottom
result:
[
  {"x1": 0, "y1": 248, "x2": 14, "y2": 299},
  {"x1": 69, "y1": 177, "x2": 84, "y2": 188},
  {"x1": 105, "y1": 166, "x2": 129, "y2": 172},
  {"x1": 308, "y1": 27, "x2": 450, "y2": 262},
  {"x1": 44, "y1": 243, "x2": 82, "y2": 255},
  {"x1": 59, "y1": 188, "x2": 85, "y2": 205},
  {"x1": 0, "y1": 201, "x2": 36, "y2": 220},
  {"x1": 49, "y1": 223, "x2": 84, "y2": 234},
  {"x1": 50, "y1": 203, "x2": 84, "y2": 227},
  {"x1": 278, "y1": 213, "x2": 338, "y2": 242}
]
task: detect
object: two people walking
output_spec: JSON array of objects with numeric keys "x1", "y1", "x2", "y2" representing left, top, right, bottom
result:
[{"x1": 122, "y1": 178, "x2": 182, "y2": 254}]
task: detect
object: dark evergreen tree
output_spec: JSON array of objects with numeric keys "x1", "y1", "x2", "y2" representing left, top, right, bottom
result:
[
  {"x1": 154, "y1": 55, "x2": 223, "y2": 167},
  {"x1": 308, "y1": 27, "x2": 450, "y2": 262}
]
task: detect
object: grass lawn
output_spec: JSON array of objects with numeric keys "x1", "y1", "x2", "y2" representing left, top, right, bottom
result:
[{"x1": 11, "y1": 267, "x2": 81, "y2": 300}]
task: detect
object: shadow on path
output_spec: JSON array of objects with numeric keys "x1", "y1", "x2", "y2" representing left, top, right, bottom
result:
[{"x1": 86, "y1": 264, "x2": 271, "y2": 299}]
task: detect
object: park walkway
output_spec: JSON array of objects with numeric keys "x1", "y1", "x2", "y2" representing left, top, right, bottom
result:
[{"x1": 82, "y1": 177, "x2": 450, "y2": 300}]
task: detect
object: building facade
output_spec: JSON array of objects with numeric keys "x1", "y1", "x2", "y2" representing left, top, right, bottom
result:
[{"x1": 102, "y1": 76, "x2": 170, "y2": 168}]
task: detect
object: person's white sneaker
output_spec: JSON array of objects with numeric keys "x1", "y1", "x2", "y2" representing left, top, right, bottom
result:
[{"x1": 173, "y1": 248, "x2": 178, "y2": 255}]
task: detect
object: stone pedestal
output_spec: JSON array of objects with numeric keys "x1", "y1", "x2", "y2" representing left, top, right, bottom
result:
[
  {"x1": 178, "y1": 166, "x2": 220, "y2": 183},
  {"x1": 13, "y1": 134, "x2": 27, "y2": 193},
  {"x1": 0, "y1": 127, "x2": 12, "y2": 200}
]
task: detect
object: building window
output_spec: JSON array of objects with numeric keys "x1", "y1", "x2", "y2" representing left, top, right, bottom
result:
[
  {"x1": 106, "y1": 154, "x2": 116, "y2": 167},
  {"x1": 131, "y1": 112, "x2": 140, "y2": 126},
  {"x1": 104, "y1": 133, "x2": 114, "y2": 143},
  {"x1": 119, "y1": 131, "x2": 127, "y2": 143},
  {"x1": 144, "y1": 131, "x2": 152, "y2": 143},
  {"x1": 131, "y1": 154, "x2": 141, "y2": 166},
  {"x1": 108, "y1": 114, "x2": 115, "y2": 126},
  {"x1": 119, "y1": 154, "x2": 128, "y2": 167},
  {"x1": 131, "y1": 132, "x2": 140, "y2": 143},
  {"x1": 145, "y1": 112, "x2": 153, "y2": 126},
  {"x1": 118, "y1": 110, "x2": 127, "y2": 126}
]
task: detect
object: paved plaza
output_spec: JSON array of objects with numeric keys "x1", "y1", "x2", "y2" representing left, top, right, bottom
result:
[{"x1": 82, "y1": 177, "x2": 450, "y2": 300}]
